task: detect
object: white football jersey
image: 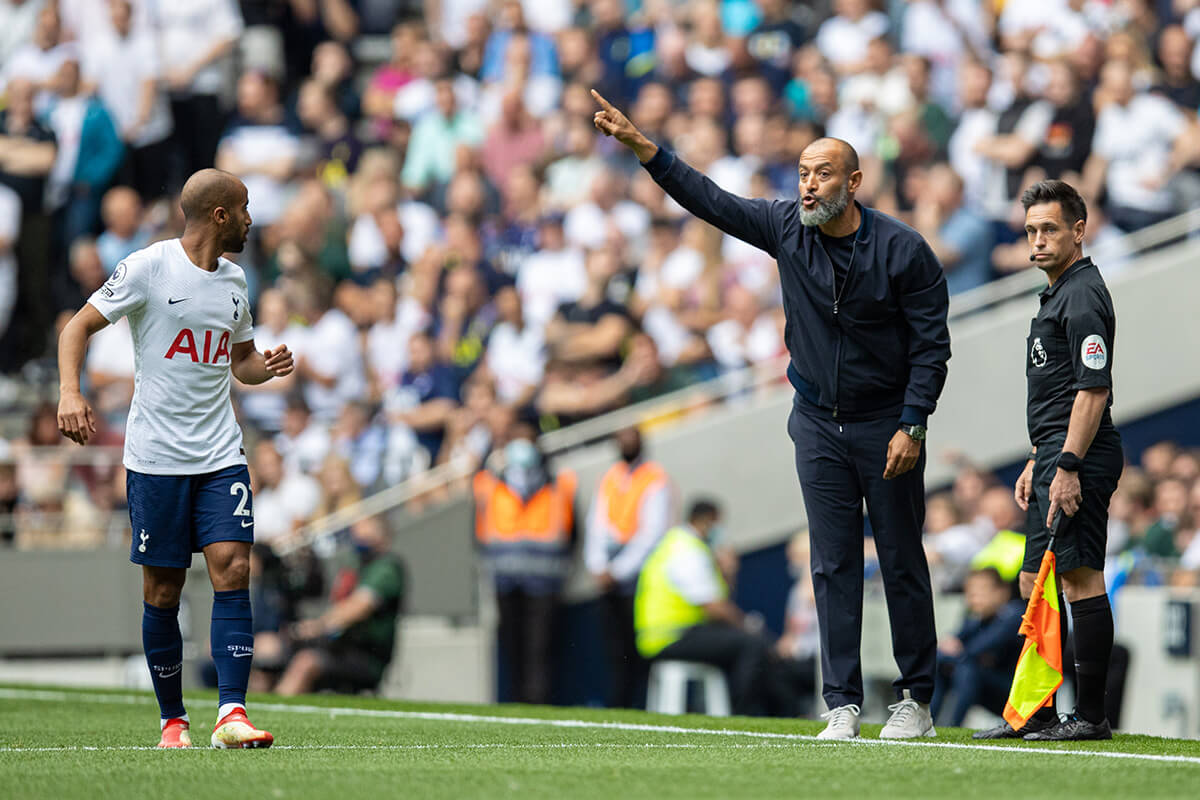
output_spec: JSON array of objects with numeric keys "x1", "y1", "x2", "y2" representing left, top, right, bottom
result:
[{"x1": 88, "y1": 239, "x2": 255, "y2": 475}]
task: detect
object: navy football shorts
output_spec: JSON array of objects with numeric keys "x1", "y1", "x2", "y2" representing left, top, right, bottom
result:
[{"x1": 127, "y1": 465, "x2": 255, "y2": 568}]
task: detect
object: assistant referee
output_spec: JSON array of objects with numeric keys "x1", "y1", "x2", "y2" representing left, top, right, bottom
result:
[{"x1": 977, "y1": 180, "x2": 1123, "y2": 742}]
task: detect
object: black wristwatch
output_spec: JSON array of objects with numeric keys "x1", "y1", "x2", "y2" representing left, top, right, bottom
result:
[{"x1": 899, "y1": 423, "x2": 927, "y2": 441}]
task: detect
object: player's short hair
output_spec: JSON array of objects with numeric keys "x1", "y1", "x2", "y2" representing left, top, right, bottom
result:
[
  {"x1": 687, "y1": 498, "x2": 722, "y2": 524},
  {"x1": 1021, "y1": 180, "x2": 1088, "y2": 226}
]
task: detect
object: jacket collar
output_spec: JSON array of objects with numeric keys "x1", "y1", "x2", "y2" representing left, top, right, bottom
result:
[{"x1": 1040, "y1": 256, "x2": 1094, "y2": 298}]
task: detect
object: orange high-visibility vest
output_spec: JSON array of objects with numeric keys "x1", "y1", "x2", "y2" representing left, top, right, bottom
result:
[
  {"x1": 597, "y1": 461, "x2": 668, "y2": 545},
  {"x1": 473, "y1": 470, "x2": 576, "y2": 545}
]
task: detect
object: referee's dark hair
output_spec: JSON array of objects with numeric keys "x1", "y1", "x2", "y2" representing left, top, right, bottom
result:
[
  {"x1": 687, "y1": 498, "x2": 722, "y2": 524},
  {"x1": 1021, "y1": 180, "x2": 1088, "y2": 225}
]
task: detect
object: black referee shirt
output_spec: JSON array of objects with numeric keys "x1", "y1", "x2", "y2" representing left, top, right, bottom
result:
[{"x1": 1026, "y1": 257, "x2": 1116, "y2": 445}]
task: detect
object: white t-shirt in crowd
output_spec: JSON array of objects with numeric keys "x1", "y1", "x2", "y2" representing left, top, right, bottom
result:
[
  {"x1": 948, "y1": 107, "x2": 999, "y2": 216},
  {"x1": 297, "y1": 308, "x2": 366, "y2": 422},
  {"x1": 486, "y1": 321, "x2": 546, "y2": 404},
  {"x1": 1092, "y1": 93, "x2": 1187, "y2": 213},
  {"x1": 815, "y1": 11, "x2": 889, "y2": 71},
  {"x1": 86, "y1": 239, "x2": 255, "y2": 475},
  {"x1": 563, "y1": 200, "x2": 650, "y2": 251},
  {"x1": 86, "y1": 316, "x2": 135, "y2": 379},
  {"x1": 253, "y1": 471, "x2": 321, "y2": 543},
  {"x1": 219, "y1": 123, "x2": 301, "y2": 226},
  {"x1": 706, "y1": 315, "x2": 783, "y2": 370},
  {"x1": 516, "y1": 246, "x2": 586, "y2": 329},
  {"x1": 0, "y1": 184, "x2": 18, "y2": 337},
  {"x1": 147, "y1": 0, "x2": 243, "y2": 96},
  {"x1": 366, "y1": 315, "x2": 413, "y2": 391},
  {"x1": 238, "y1": 321, "x2": 304, "y2": 431},
  {"x1": 82, "y1": 30, "x2": 173, "y2": 147},
  {"x1": 0, "y1": 0, "x2": 45, "y2": 67},
  {"x1": 274, "y1": 423, "x2": 331, "y2": 477}
]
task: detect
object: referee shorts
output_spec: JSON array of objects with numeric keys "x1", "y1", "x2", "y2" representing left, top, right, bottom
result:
[{"x1": 1024, "y1": 431, "x2": 1123, "y2": 574}]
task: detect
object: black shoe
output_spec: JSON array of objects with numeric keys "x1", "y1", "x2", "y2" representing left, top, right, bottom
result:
[
  {"x1": 1023, "y1": 713, "x2": 1112, "y2": 741},
  {"x1": 972, "y1": 714, "x2": 1058, "y2": 740}
]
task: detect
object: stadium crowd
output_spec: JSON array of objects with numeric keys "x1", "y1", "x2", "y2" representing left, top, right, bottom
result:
[{"x1": 2, "y1": 0, "x2": 1200, "y2": 566}]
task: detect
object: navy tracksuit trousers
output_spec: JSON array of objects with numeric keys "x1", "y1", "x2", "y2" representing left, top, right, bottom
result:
[{"x1": 787, "y1": 396, "x2": 937, "y2": 708}]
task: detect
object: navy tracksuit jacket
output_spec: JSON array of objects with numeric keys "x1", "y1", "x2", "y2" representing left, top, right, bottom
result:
[{"x1": 643, "y1": 147, "x2": 952, "y2": 707}]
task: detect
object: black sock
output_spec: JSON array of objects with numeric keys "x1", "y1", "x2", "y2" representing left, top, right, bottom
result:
[{"x1": 1069, "y1": 594, "x2": 1113, "y2": 724}]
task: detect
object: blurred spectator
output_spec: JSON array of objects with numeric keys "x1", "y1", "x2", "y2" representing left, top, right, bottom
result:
[
  {"x1": 296, "y1": 282, "x2": 368, "y2": 423},
  {"x1": 634, "y1": 498, "x2": 806, "y2": 716},
  {"x1": 705, "y1": 284, "x2": 783, "y2": 372},
  {"x1": 81, "y1": 0, "x2": 172, "y2": 202},
  {"x1": 930, "y1": 567, "x2": 1024, "y2": 727},
  {"x1": 275, "y1": 394, "x2": 332, "y2": 478},
  {"x1": 400, "y1": 76, "x2": 485, "y2": 194},
  {"x1": 585, "y1": 426, "x2": 672, "y2": 708},
  {"x1": 385, "y1": 330, "x2": 459, "y2": 468},
  {"x1": 516, "y1": 213, "x2": 585, "y2": 330},
  {"x1": 153, "y1": 0, "x2": 243, "y2": 182},
  {"x1": 296, "y1": 78, "x2": 362, "y2": 191},
  {"x1": 544, "y1": 247, "x2": 634, "y2": 373},
  {"x1": 910, "y1": 163, "x2": 995, "y2": 295},
  {"x1": 480, "y1": 90, "x2": 545, "y2": 191},
  {"x1": 1153, "y1": 24, "x2": 1200, "y2": 111},
  {"x1": 361, "y1": 22, "x2": 419, "y2": 137},
  {"x1": 1083, "y1": 58, "x2": 1187, "y2": 232},
  {"x1": 0, "y1": 0, "x2": 47, "y2": 68},
  {"x1": 947, "y1": 59, "x2": 998, "y2": 219},
  {"x1": 42, "y1": 57, "x2": 123, "y2": 254},
  {"x1": 250, "y1": 440, "x2": 322, "y2": 547},
  {"x1": 1, "y1": 3, "x2": 73, "y2": 103},
  {"x1": 0, "y1": 184, "x2": 18, "y2": 340},
  {"x1": 331, "y1": 400, "x2": 387, "y2": 491},
  {"x1": 816, "y1": 0, "x2": 890, "y2": 75},
  {"x1": 1030, "y1": 60, "x2": 1095, "y2": 185},
  {"x1": 746, "y1": 0, "x2": 810, "y2": 93},
  {"x1": 434, "y1": 263, "x2": 498, "y2": 383},
  {"x1": 238, "y1": 288, "x2": 300, "y2": 434},
  {"x1": 274, "y1": 514, "x2": 406, "y2": 695},
  {"x1": 482, "y1": 285, "x2": 546, "y2": 410},
  {"x1": 473, "y1": 429, "x2": 575, "y2": 704},
  {"x1": 1142, "y1": 477, "x2": 1190, "y2": 557},
  {"x1": 563, "y1": 169, "x2": 649, "y2": 252},
  {"x1": 776, "y1": 531, "x2": 819, "y2": 714},
  {"x1": 95, "y1": 187, "x2": 148, "y2": 276},
  {"x1": 217, "y1": 71, "x2": 302, "y2": 229}
]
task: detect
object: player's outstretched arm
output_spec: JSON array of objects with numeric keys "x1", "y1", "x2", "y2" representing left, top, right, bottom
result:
[
  {"x1": 591, "y1": 90, "x2": 659, "y2": 163},
  {"x1": 57, "y1": 304, "x2": 110, "y2": 445},
  {"x1": 230, "y1": 341, "x2": 295, "y2": 385}
]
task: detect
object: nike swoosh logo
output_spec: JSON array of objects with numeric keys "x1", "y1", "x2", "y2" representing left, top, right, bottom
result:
[
  {"x1": 231, "y1": 651, "x2": 254, "y2": 658},
  {"x1": 156, "y1": 667, "x2": 182, "y2": 678},
  {"x1": 241, "y1": 520, "x2": 254, "y2": 528},
  {"x1": 168, "y1": 297, "x2": 190, "y2": 304}
]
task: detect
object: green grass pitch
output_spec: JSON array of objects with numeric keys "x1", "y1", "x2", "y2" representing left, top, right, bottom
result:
[{"x1": 2, "y1": 684, "x2": 1199, "y2": 799}]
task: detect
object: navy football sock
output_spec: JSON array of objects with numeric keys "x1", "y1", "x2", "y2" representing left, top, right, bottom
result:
[
  {"x1": 143, "y1": 602, "x2": 186, "y2": 720},
  {"x1": 210, "y1": 589, "x2": 254, "y2": 709}
]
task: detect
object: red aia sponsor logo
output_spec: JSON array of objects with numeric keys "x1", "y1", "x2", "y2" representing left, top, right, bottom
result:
[{"x1": 165, "y1": 329, "x2": 232, "y2": 363}]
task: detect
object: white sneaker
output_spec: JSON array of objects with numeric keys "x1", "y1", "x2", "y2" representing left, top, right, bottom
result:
[
  {"x1": 816, "y1": 704, "x2": 861, "y2": 739},
  {"x1": 879, "y1": 690, "x2": 936, "y2": 739}
]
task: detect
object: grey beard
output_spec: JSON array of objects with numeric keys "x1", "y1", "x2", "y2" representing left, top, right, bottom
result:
[{"x1": 798, "y1": 184, "x2": 850, "y2": 227}]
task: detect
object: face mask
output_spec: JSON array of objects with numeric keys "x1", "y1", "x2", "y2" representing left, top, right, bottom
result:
[
  {"x1": 504, "y1": 439, "x2": 540, "y2": 470},
  {"x1": 706, "y1": 524, "x2": 725, "y2": 546},
  {"x1": 619, "y1": 442, "x2": 642, "y2": 464}
]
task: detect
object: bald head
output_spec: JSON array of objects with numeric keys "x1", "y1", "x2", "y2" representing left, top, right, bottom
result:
[
  {"x1": 801, "y1": 138, "x2": 859, "y2": 175},
  {"x1": 180, "y1": 169, "x2": 247, "y2": 223},
  {"x1": 179, "y1": 169, "x2": 252, "y2": 255}
]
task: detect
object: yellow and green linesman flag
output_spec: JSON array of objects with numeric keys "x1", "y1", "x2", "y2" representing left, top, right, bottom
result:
[{"x1": 1002, "y1": 547, "x2": 1064, "y2": 728}]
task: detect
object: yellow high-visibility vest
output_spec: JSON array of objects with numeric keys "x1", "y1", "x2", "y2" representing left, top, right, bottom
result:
[{"x1": 634, "y1": 526, "x2": 727, "y2": 658}]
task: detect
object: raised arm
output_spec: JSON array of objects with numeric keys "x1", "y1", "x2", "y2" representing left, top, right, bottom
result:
[{"x1": 592, "y1": 90, "x2": 782, "y2": 256}]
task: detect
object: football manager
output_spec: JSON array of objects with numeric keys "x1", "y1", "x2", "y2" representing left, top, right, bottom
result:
[{"x1": 593, "y1": 90, "x2": 952, "y2": 739}]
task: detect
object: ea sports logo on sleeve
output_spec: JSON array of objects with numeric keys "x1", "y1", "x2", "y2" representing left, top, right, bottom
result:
[{"x1": 1081, "y1": 334, "x2": 1107, "y2": 370}]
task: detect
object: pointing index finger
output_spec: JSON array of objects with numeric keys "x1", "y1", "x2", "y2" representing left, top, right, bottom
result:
[{"x1": 590, "y1": 89, "x2": 616, "y2": 112}]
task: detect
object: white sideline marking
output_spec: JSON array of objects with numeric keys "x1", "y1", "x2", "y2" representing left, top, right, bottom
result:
[
  {"x1": 1, "y1": 687, "x2": 1198, "y2": 766},
  {"x1": 1, "y1": 743, "x2": 807, "y2": 753}
]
